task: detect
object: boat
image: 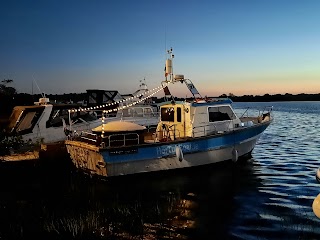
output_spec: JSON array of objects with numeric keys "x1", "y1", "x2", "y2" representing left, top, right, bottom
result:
[
  {"x1": 65, "y1": 49, "x2": 273, "y2": 177},
  {"x1": 4, "y1": 82, "x2": 159, "y2": 145},
  {"x1": 4, "y1": 97, "x2": 102, "y2": 144},
  {"x1": 65, "y1": 90, "x2": 160, "y2": 140}
]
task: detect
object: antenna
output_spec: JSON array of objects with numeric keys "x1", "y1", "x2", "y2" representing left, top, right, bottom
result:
[
  {"x1": 164, "y1": 25, "x2": 167, "y2": 60},
  {"x1": 32, "y1": 74, "x2": 46, "y2": 98}
]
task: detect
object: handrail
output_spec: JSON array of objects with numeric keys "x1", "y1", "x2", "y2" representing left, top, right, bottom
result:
[
  {"x1": 155, "y1": 124, "x2": 181, "y2": 141},
  {"x1": 81, "y1": 136, "x2": 97, "y2": 142},
  {"x1": 192, "y1": 123, "x2": 218, "y2": 137},
  {"x1": 80, "y1": 131, "x2": 98, "y2": 144},
  {"x1": 192, "y1": 119, "x2": 246, "y2": 137},
  {"x1": 119, "y1": 111, "x2": 160, "y2": 119},
  {"x1": 108, "y1": 133, "x2": 140, "y2": 147},
  {"x1": 240, "y1": 106, "x2": 273, "y2": 118}
]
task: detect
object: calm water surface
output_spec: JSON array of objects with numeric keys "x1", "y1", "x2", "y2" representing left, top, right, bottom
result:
[{"x1": 1, "y1": 101, "x2": 320, "y2": 239}]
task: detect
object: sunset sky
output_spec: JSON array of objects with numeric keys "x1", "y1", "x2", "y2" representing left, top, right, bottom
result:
[{"x1": 1, "y1": 0, "x2": 320, "y2": 98}]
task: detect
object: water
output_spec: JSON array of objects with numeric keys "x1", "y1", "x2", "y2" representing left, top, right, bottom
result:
[{"x1": 1, "y1": 101, "x2": 320, "y2": 239}]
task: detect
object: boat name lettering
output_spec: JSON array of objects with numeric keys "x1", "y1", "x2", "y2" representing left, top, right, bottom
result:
[
  {"x1": 156, "y1": 143, "x2": 198, "y2": 156},
  {"x1": 109, "y1": 148, "x2": 138, "y2": 155}
]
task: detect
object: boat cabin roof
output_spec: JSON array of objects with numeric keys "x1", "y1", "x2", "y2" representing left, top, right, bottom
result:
[{"x1": 159, "y1": 98, "x2": 233, "y2": 108}]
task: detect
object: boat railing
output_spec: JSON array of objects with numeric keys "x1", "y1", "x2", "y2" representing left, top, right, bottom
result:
[
  {"x1": 240, "y1": 106, "x2": 273, "y2": 118},
  {"x1": 80, "y1": 131, "x2": 99, "y2": 144},
  {"x1": 192, "y1": 124, "x2": 218, "y2": 137},
  {"x1": 107, "y1": 133, "x2": 140, "y2": 147},
  {"x1": 168, "y1": 127, "x2": 181, "y2": 140},
  {"x1": 147, "y1": 125, "x2": 158, "y2": 132},
  {"x1": 154, "y1": 124, "x2": 182, "y2": 142},
  {"x1": 193, "y1": 119, "x2": 246, "y2": 136},
  {"x1": 119, "y1": 110, "x2": 160, "y2": 119}
]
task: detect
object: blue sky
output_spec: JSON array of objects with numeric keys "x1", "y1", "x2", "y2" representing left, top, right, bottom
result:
[{"x1": 1, "y1": 0, "x2": 320, "y2": 97}]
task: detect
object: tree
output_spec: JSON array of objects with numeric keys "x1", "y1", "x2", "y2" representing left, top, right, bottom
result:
[
  {"x1": 0, "y1": 79, "x2": 17, "y2": 96},
  {"x1": 1, "y1": 79, "x2": 13, "y2": 84},
  {"x1": 0, "y1": 79, "x2": 17, "y2": 118}
]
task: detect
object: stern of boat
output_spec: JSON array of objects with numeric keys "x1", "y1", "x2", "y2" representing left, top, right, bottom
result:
[{"x1": 65, "y1": 140, "x2": 107, "y2": 176}]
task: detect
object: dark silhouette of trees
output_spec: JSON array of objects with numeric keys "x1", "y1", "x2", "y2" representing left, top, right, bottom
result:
[
  {"x1": 0, "y1": 79, "x2": 18, "y2": 119},
  {"x1": 219, "y1": 93, "x2": 320, "y2": 102},
  {"x1": 0, "y1": 79, "x2": 16, "y2": 96}
]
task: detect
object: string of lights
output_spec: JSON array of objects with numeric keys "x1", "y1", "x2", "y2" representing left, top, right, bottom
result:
[
  {"x1": 68, "y1": 82, "x2": 170, "y2": 113},
  {"x1": 102, "y1": 86, "x2": 164, "y2": 114},
  {"x1": 100, "y1": 85, "x2": 165, "y2": 137}
]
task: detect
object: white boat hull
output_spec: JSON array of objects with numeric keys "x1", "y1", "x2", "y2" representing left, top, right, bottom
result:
[{"x1": 105, "y1": 134, "x2": 259, "y2": 177}]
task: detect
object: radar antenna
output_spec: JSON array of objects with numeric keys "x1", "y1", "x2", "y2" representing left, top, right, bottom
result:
[{"x1": 32, "y1": 74, "x2": 46, "y2": 98}]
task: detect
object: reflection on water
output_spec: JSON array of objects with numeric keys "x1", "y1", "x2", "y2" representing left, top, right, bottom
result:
[
  {"x1": 0, "y1": 159, "x2": 257, "y2": 239},
  {"x1": 1, "y1": 101, "x2": 320, "y2": 239}
]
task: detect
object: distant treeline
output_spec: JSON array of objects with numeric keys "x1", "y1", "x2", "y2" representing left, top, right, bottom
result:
[
  {"x1": 162, "y1": 93, "x2": 320, "y2": 103},
  {"x1": 218, "y1": 93, "x2": 320, "y2": 102}
]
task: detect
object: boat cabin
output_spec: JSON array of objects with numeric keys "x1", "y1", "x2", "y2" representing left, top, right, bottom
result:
[
  {"x1": 156, "y1": 99, "x2": 242, "y2": 141},
  {"x1": 5, "y1": 100, "x2": 96, "y2": 136}
]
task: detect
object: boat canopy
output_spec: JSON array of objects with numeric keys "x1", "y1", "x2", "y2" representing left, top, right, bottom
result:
[{"x1": 92, "y1": 121, "x2": 146, "y2": 132}]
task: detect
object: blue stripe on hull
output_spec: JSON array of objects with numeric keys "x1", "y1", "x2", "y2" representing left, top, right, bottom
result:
[{"x1": 102, "y1": 122, "x2": 270, "y2": 164}]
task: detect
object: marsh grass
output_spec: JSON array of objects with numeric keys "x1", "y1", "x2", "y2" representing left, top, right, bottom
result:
[{"x1": 41, "y1": 193, "x2": 191, "y2": 240}]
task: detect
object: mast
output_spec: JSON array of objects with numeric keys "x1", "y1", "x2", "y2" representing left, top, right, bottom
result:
[
  {"x1": 162, "y1": 48, "x2": 203, "y2": 101},
  {"x1": 163, "y1": 48, "x2": 174, "y2": 101}
]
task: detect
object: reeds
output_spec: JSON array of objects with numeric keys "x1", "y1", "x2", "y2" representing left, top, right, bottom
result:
[{"x1": 42, "y1": 195, "x2": 191, "y2": 239}]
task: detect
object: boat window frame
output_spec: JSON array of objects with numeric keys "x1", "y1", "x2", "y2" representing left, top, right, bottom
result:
[
  {"x1": 177, "y1": 107, "x2": 182, "y2": 122},
  {"x1": 160, "y1": 107, "x2": 175, "y2": 122},
  {"x1": 208, "y1": 105, "x2": 236, "y2": 123},
  {"x1": 14, "y1": 107, "x2": 45, "y2": 135}
]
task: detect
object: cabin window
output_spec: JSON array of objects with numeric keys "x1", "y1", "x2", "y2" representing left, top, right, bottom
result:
[
  {"x1": 161, "y1": 107, "x2": 175, "y2": 122},
  {"x1": 208, "y1": 106, "x2": 235, "y2": 122},
  {"x1": 177, "y1": 107, "x2": 181, "y2": 122},
  {"x1": 15, "y1": 109, "x2": 43, "y2": 134},
  {"x1": 46, "y1": 107, "x2": 97, "y2": 128},
  {"x1": 47, "y1": 108, "x2": 67, "y2": 127},
  {"x1": 17, "y1": 112, "x2": 36, "y2": 132}
]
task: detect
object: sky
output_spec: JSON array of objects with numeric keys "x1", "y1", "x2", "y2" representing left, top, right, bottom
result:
[{"x1": 1, "y1": 0, "x2": 320, "y2": 98}]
